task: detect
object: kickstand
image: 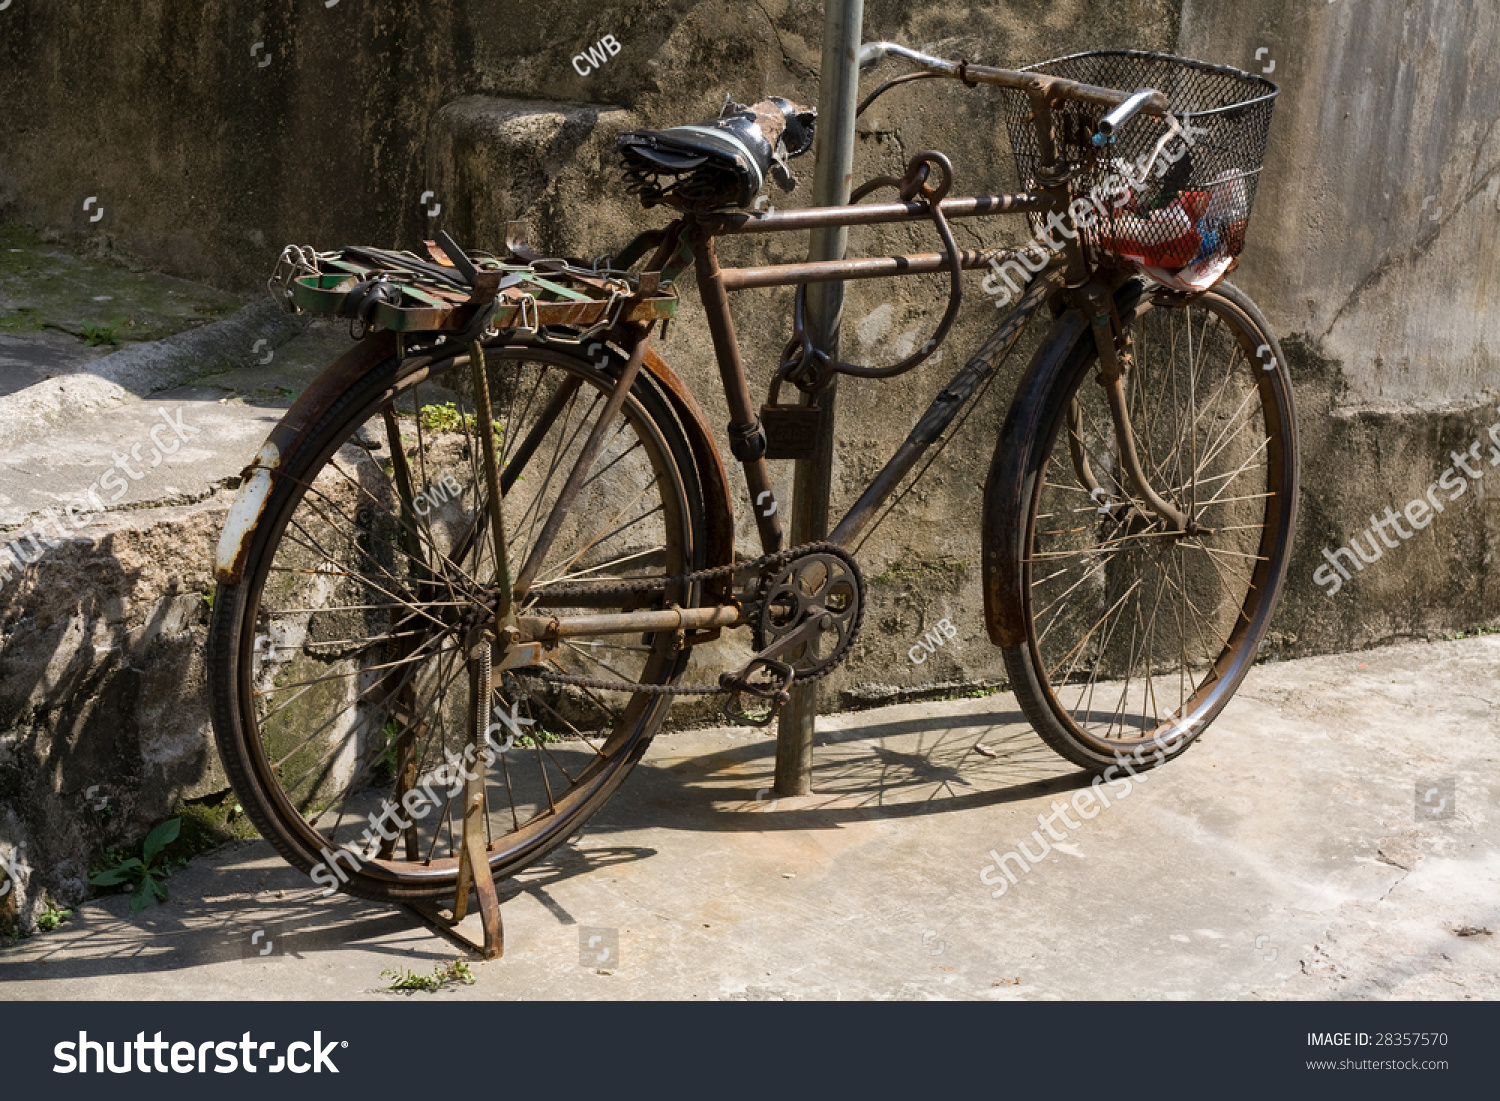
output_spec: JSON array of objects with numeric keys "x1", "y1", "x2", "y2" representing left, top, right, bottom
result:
[{"x1": 407, "y1": 648, "x2": 504, "y2": 960}]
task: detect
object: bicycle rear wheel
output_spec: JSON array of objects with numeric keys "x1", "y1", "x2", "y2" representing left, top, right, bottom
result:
[
  {"x1": 987, "y1": 279, "x2": 1298, "y2": 771},
  {"x1": 207, "y1": 338, "x2": 706, "y2": 901}
]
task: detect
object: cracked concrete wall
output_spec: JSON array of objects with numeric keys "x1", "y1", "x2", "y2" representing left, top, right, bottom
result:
[
  {"x1": 1180, "y1": 1, "x2": 1500, "y2": 653},
  {"x1": 1182, "y1": 1, "x2": 1500, "y2": 406}
]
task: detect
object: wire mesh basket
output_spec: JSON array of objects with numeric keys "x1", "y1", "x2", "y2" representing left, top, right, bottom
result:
[{"x1": 1002, "y1": 50, "x2": 1278, "y2": 290}]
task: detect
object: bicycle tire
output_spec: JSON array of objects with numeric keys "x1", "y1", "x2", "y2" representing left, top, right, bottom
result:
[
  {"x1": 986, "y1": 279, "x2": 1299, "y2": 772},
  {"x1": 207, "y1": 338, "x2": 707, "y2": 901}
]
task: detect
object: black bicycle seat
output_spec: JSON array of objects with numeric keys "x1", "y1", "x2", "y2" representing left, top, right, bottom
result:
[{"x1": 616, "y1": 96, "x2": 816, "y2": 210}]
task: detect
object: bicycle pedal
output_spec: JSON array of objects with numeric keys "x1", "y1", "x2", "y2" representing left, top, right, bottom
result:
[{"x1": 719, "y1": 657, "x2": 795, "y2": 728}]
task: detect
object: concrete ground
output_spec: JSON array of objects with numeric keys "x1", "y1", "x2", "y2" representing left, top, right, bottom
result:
[{"x1": 1, "y1": 634, "x2": 1496, "y2": 1001}]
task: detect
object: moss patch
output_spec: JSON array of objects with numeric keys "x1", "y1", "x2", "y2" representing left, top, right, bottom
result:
[
  {"x1": 871, "y1": 558, "x2": 970, "y2": 588},
  {"x1": 0, "y1": 222, "x2": 242, "y2": 345}
]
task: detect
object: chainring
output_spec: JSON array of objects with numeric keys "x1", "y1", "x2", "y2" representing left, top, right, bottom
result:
[{"x1": 752, "y1": 544, "x2": 864, "y2": 682}]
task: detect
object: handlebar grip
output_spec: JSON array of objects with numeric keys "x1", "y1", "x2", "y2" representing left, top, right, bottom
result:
[{"x1": 1093, "y1": 89, "x2": 1162, "y2": 145}]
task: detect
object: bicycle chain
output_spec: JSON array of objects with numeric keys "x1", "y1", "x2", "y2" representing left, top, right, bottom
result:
[{"x1": 513, "y1": 540, "x2": 853, "y2": 697}]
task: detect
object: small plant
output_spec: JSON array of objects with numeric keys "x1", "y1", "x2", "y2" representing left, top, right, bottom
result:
[
  {"x1": 419, "y1": 401, "x2": 468, "y2": 433},
  {"x1": 201, "y1": 588, "x2": 214, "y2": 611},
  {"x1": 89, "y1": 817, "x2": 181, "y2": 912},
  {"x1": 79, "y1": 322, "x2": 120, "y2": 347},
  {"x1": 416, "y1": 402, "x2": 504, "y2": 446},
  {"x1": 512, "y1": 724, "x2": 564, "y2": 749},
  {"x1": 381, "y1": 958, "x2": 477, "y2": 993},
  {"x1": 373, "y1": 717, "x2": 402, "y2": 782},
  {"x1": 36, "y1": 904, "x2": 72, "y2": 932}
]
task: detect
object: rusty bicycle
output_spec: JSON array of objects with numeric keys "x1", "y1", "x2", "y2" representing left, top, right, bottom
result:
[{"x1": 207, "y1": 44, "x2": 1296, "y2": 928}]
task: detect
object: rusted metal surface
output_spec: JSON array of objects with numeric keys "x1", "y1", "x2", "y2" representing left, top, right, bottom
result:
[
  {"x1": 494, "y1": 639, "x2": 561, "y2": 671},
  {"x1": 468, "y1": 339, "x2": 517, "y2": 624},
  {"x1": 702, "y1": 192, "x2": 1046, "y2": 235},
  {"x1": 760, "y1": 402, "x2": 823, "y2": 461},
  {"x1": 719, "y1": 246, "x2": 1023, "y2": 290},
  {"x1": 289, "y1": 267, "x2": 675, "y2": 333},
  {"x1": 517, "y1": 602, "x2": 742, "y2": 642},
  {"x1": 691, "y1": 229, "x2": 785, "y2": 556},
  {"x1": 214, "y1": 330, "x2": 400, "y2": 584},
  {"x1": 856, "y1": 42, "x2": 1171, "y2": 115},
  {"x1": 642, "y1": 347, "x2": 736, "y2": 596},
  {"x1": 1070, "y1": 280, "x2": 1195, "y2": 533}
]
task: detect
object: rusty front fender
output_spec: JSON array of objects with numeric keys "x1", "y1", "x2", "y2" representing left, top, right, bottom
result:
[{"x1": 981, "y1": 308, "x2": 1089, "y2": 647}]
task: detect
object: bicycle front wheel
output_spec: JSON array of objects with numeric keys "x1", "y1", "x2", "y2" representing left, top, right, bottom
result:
[
  {"x1": 987, "y1": 279, "x2": 1298, "y2": 771},
  {"x1": 207, "y1": 338, "x2": 706, "y2": 901}
]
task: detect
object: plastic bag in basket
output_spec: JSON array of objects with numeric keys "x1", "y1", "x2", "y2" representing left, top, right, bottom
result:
[{"x1": 1101, "y1": 167, "x2": 1250, "y2": 291}]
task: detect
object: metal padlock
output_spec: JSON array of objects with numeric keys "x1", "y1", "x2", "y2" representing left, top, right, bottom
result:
[{"x1": 759, "y1": 402, "x2": 823, "y2": 461}]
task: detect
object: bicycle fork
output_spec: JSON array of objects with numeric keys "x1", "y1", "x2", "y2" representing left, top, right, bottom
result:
[{"x1": 1070, "y1": 280, "x2": 1207, "y2": 537}]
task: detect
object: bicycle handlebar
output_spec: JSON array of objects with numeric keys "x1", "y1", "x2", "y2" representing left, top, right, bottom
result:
[
  {"x1": 858, "y1": 40, "x2": 1169, "y2": 117},
  {"x1": 1093, "y1": 89, "x2": 1161, "y2": 144}
]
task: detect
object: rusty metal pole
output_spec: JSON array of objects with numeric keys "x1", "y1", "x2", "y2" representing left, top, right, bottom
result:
[{"x1": 774, "y1": 0, "x2": 864, "y2": 797}]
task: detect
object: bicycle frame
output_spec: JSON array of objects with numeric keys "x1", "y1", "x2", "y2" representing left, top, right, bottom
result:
[
  {"x1": 685, "y1": 192, "x2": 1068, "y2": 559},
  {"x1": 515, "y1": 57, "x2": 1187, "y2": 644},
  {"x1": 513, "y1": 188, "x2": 1086, "y2": 645}
]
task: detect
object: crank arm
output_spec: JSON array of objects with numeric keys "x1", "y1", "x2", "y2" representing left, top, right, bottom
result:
[{"x1": 717, "y1": 612, "x2": 829, "y2": 727}]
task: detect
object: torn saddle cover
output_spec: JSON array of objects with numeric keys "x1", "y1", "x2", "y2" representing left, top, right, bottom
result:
[{"x1": 616, "y1": 96, "x2": 817, "y2": 210}]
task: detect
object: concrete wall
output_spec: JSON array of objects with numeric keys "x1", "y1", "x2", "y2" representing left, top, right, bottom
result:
[{"x1": 1180, "y1": 0, "x2": 1500, "y2": 653}]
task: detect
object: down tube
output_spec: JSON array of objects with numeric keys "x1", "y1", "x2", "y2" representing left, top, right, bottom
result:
[{"x1": 828, "y1": 266, "x2": 1066, "y2": 548}]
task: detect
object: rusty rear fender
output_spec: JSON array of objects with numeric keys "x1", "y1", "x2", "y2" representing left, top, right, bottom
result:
[
  {"x1": 214, "y1": 333, "x2": 734, "y2": 588},
  {"x1": 642, "y1": 347, "x2": 735, "y2": 587},
  {"x1": 214, "y1": 331, "x2": 401, "y2": 584}
]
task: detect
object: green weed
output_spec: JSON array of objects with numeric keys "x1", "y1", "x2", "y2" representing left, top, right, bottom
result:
[
  {"x1": 381, "y1": 958, "x2": 477, "y2": 993},
  {"x1": 89, "y1": 817, "x2": 181, "y2": 912},
  {"x1": 36, "y1": 904, "x2": 72, "y2": 932},
  {"x1": 79, "y1": 322, "x2": 120, "y2": 347}
]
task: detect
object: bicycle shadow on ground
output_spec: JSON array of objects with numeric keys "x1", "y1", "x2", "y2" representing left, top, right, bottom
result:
[
  {"x1": 589, "y1": 701, "x2": 1096, "y2": 836},
  {"x1": 0, "y1": 839, "x2": 653, "y2": 984}
]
